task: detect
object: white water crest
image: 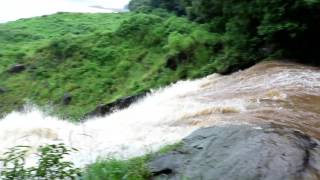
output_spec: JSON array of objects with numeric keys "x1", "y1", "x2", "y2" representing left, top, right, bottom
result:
[{"x1": 0, "y1": 73, "x2": 247, "y2": 167}]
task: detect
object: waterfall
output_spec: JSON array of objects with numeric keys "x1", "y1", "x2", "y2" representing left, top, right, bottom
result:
[{"x1": 0, "y1": 61, "x2": 319, "y2": 168}]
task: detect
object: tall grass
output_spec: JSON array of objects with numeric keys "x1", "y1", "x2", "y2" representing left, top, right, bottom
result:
[{"x1": 82, "y1": 143, "x2": 183, "y2": 180}]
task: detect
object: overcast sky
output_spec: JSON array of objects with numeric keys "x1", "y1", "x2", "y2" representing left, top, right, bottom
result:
[{"x1": 0, "y1": 0, "x2": 130, "y2": 23}]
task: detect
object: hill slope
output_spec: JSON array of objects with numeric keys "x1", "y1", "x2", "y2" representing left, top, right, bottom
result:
[
  {"x1": 1, "y1": 0, "x2": 319, "y2": 120},
  {"x1": 0, "y1": 12, "x2": 223, "y2": 120}
]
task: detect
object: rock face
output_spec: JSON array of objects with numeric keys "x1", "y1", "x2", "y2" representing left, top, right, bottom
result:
[
  {"x1": 8, "y1": 64, "x2": 26, "y2": 73},
  {"x1": 0, "y1": 87, "x2": 7, "y2": 94},
  {"x1": 149, "y1": 124, "x2": 320, "y2": 180},
  {"x1": 85, "y1": 91, "x2": 149, "y2": 117},
  {"x1": 62, "y1": 93, "x2": 72, "y2": 105}
]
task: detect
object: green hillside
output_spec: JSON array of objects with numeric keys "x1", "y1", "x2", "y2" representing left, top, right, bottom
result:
[
  {"x1": 0, "y1": 0, "x2": 319, "y2": 120},
  {"x1": 0, "y1": 12, "x2": 130, "y2": 72},
  {"x1": 0, "y1": 12, "x2": 222, "y2": 120},
  {"x1": 0, "y1": 12, "x2": 134, "y2": 119}
]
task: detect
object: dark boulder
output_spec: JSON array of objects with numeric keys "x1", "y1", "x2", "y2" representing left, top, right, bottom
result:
[
  {"x1": 165, "y1": 52, "x2": 190, "y2": 70},
  {"x1": 165, "y1": 57, "x2": 178, "y2": 70},
  {"x1": 0, "y1": 87, "x2": 7, "y2": 94},
  {"x1": 85, "y1": 91, "x2": 149, "y2": 118},
  {"x1": 149, "y1": 124, "x2": 320, "y2": 180},
  {"x1": 219, "y1": 61, "x2": 257, "y2": 75},
  {"x1": 62, "y1": 93, "x2": 72, "y2": 105},
  {"x1": 8, "y1": 64, "x2": 26, "y2": 73},
  {"x1": 259, "y1": 44, "x2": 276, "y2": 56}
]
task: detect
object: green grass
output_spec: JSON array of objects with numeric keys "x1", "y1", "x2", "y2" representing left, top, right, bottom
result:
[
  {"x1": 82, "y1": 142, "x2": 183, "y2": 180},
  {"x1": 0, "y1": 12, "x2": 131, "y2": 72},
  {"x1": 83, "y1": 157, "x2": 151, "y2": 180}
]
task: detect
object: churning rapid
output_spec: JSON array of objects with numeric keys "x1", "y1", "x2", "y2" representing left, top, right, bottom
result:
[{"x1": 0, "y1": 61, "x2": 319, "y2": 168}]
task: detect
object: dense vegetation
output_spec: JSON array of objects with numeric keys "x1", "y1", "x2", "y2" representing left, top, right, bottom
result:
[
  {"x1": 0, "y1": 13, "x2": 132, "y2": 119},
  {"x1": 129, "y1": 0, "x2": 320, "y2": 64},
  {"x1": 0, "y1": 12, "x2": 224, "y2": 120},
  {"x1": 0, "y1": 0, "x2": 319, "y2": 120}
]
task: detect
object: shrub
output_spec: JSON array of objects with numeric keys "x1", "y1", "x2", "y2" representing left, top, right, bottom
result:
[{"x1": 0, "y1": 144, "x2": 80, "y2": 180}]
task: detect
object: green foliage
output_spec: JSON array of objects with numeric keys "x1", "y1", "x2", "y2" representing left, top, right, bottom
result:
[
  {"x1": 0, "y1": 146, "x2": 30, "y2": 180},
  {"x1": 130, "y1": 0, "x2": 320, "y2": 65},
  {"x1": 128, "y1": 0, "x2": 185, "y2": 15},
  {"x1": 128, "y1": 0, "x2": 152, "y2": 12},
  {"x1": 0, "y1": 12, "x2": 131, "y2": 72},
  {"x1": 157, "y1": 142, "x2": 183, "y2": 154},
  {"x1": 83, "y1": 142, "x2": 183, "y2": 180},
  {"x1": 0, "y1": 144, "x2": 80, "y2": 180},
  {"x1": 0, "y1": 12, "x2": 222, "y2": 120},
  {"x1": 0, "y1": 139, "x2": 182, "y2": 180},
  {"x1": 83, "y1": 157, "x2": 151, "y2": 180}
]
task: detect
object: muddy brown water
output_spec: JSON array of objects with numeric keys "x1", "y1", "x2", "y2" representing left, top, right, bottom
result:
[
  {"x1": 150, "y1": 61, "x2": 320, "y2": 180},
  {"x1": 179, "y1": 61, "x2": 320, "y2": 138}
]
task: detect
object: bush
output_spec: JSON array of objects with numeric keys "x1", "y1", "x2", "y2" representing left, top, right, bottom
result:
[{"x1": 0, "y1": 144, "x2": 81, "y2": 180}]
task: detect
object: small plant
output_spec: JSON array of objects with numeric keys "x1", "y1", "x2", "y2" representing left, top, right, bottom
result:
[
  {"x1": 0, "y1": 146, "x2": 30, "y2": 180},
  {"x1": 82, "y1": 156, "x2": 151, "y2": 180},
  {"x1": 0, "y1": 143, "x2": 81, "y2": 180}
]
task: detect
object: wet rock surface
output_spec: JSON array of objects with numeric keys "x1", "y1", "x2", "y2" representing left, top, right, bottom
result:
[
  {"x1": 85, "y1": 91, "x2": 149, "y2": 117},
  {"x1": 149, "y1": 124, "x2": 320, "y2": 180},
  {"x1": 0, "y1": 87, "x2": 7, "y2": 94},
  {"x1": 7, "y1": 64, "x2": 26, "y2": 73},
  {"x1": 62, "y1": 93, "x2": 72, "y2": 105}
]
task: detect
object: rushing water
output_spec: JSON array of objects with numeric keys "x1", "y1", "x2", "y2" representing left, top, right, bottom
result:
[{"x1": 0, "y1": 61, "x2": 319, "y2": 168}]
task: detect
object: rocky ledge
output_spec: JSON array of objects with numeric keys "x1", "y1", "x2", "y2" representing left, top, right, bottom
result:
[
  {"x1": 85, "y1": 91, "x2": 150, "y2": 118},
  {"x1": 149, "y1": 124, "x2": 320, "y2": 180}
]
